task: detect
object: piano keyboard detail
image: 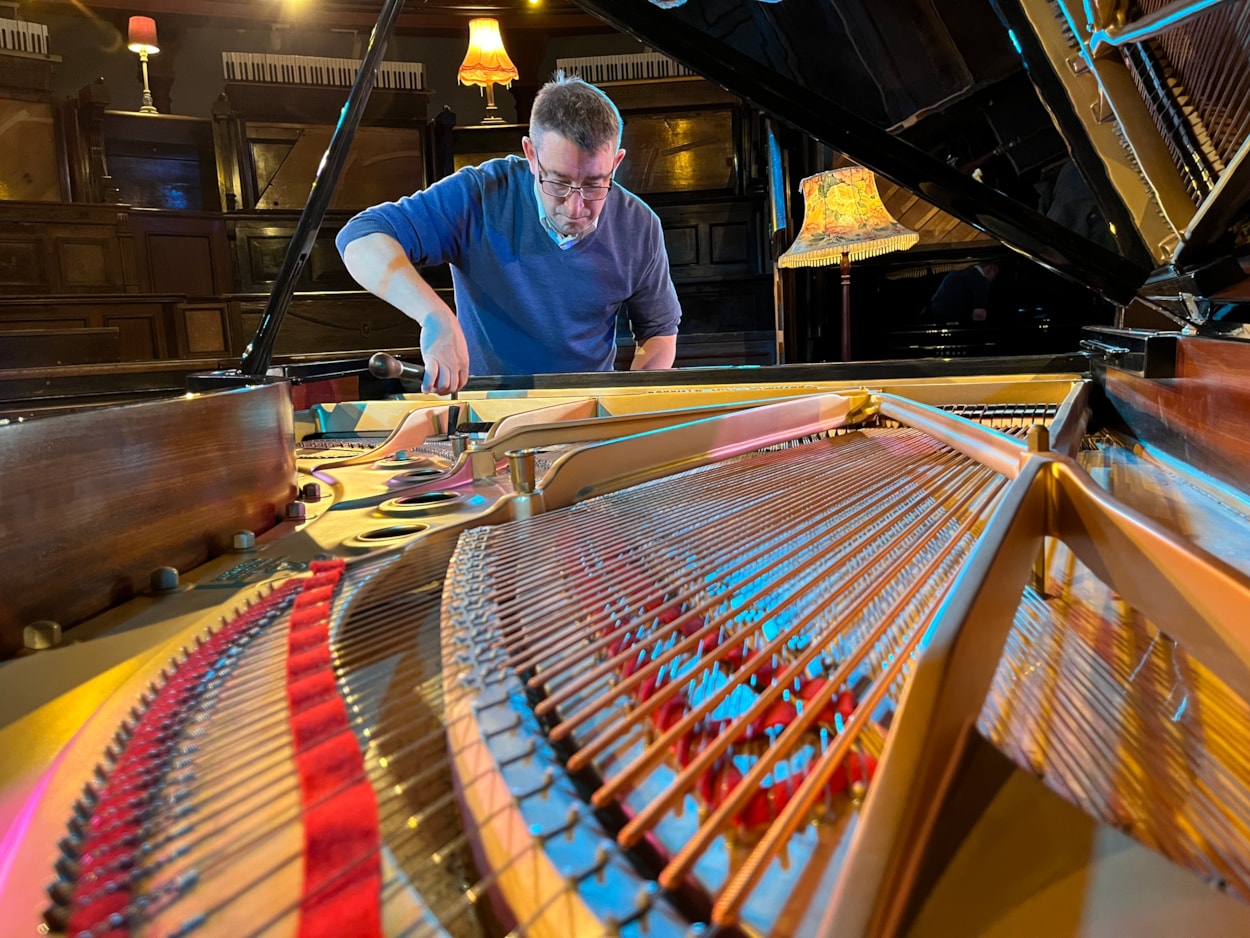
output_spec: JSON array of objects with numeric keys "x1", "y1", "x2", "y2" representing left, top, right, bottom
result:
[
  {"x1": 0, "y1": 17, "x2": 49, "y2": 56},
  {"x1": 222, "y1": 51, "x2": 425, "y2": 91},
  {"x1": 556, "y1": 51, "x2": 694, "y2": 84}
]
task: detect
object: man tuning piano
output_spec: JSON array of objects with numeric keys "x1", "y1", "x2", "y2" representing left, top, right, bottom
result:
[{"x1": 336, "y1": 73, "x2": 682, "y2": 394}]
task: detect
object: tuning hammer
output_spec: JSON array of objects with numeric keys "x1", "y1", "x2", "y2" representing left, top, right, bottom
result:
[{"x1": 368, "y1": 352, "x2": 425, "y2": 382}]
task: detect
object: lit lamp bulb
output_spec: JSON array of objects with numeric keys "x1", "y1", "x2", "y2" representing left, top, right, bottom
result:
[{"x1": 126, "y1": 15, "x2": 160, "y2": 114}]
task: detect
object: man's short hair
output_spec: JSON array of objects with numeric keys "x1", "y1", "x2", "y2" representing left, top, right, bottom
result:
[{"x1": 530, "y1": 71, "x2": 623, "y2": 153}]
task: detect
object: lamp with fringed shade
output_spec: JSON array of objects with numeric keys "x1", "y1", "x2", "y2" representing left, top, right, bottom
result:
[
  {"x1": 457, "y1": 18, "x2": 518, "y2": 125},
  {"x1": 779, "y1": 166, "x2": 918, "y2": 361},
  {"x1": 126, "y1": 15, "x2": 160, "y2": 114}
]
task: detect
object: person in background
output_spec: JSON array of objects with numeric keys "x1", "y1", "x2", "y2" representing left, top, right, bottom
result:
[
  {"x1": 335, "y1": 72, "x2": 681, "y2": 394},
  {"x1": 928, "y1": 261, "x2": 999, "y2": 323}
]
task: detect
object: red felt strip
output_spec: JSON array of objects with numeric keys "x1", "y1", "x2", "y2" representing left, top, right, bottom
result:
[
  {"x1": 68, "y1": 580, "x2": 303, "y2": 936},
  {"x1": 285, "y1": 561, "x2": 382, "y2": 938}
]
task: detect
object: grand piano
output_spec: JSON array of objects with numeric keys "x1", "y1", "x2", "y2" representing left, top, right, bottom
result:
[{"x1": 3, "y1": 1, "x2": 1250, "y2": 936}]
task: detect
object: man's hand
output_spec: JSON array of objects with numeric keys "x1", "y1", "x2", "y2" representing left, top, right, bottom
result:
[
  {"x1": 971, "y1": 308, "x2": 988, "y2": 322},
  {"x1": 419, "y1": 306, "x2": 470, "y2": 394}
]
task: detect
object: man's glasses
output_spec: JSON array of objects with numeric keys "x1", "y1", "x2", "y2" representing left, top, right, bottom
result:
[{"x1": 535, "y1": 156, "x2": 613, "y2": 202}]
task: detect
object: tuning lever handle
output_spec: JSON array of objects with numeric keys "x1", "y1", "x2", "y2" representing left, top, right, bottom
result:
[{"x1": 368, "y1": 352, "x2": 425, "y2": 381}]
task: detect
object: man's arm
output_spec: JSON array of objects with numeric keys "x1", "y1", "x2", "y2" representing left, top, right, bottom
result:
[
  {"x1": 341, "y1": 232, "x2": 470, "y2": 394},
  {"x1": 631, "y1": 334, "x2": 677, "y2": 370}
]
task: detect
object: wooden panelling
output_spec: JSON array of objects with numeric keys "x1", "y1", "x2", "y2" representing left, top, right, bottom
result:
[
  {"x1": 673, "y1": 279, "x2": 774, "y2": 334},
  {"x1": 0, "y1": 98, "x2": 60, "y2": 202},
  {"x1": 0, "y1": 202, "x2": 133, "y2": 295},
  {"x1": 245, "y1": 234, "x2": 287, "y2": 284},
  {"x1": 103, "y1": 312, "x2": 163, "y2": 360},
  {"x1": 0, "y1": 239, "x2": 43, "y2": 287},
  {"x1": 663, "y1": 225, "x2": 700, "y2": 268},
  {"x1": 0, "y1": 295, "x2": 180, "y2": 361},
  {"x1": 710, "y1": 221, "x2": 749, "y2": 264},
  {"x1": 57, "y1": 238, "x2": 113, "y2": 286},
  {"x1": 0, "y1": 316, "x2": 90, "y2": 330},
  {"x1": 147, "y1": 234, "x2": 216, "y2": 296},
  {"x1": 181, "y1": 303, "x2": 229, "y2": 355},
  {"x1": 1102, "y1": 335, "x2": 1250, "y2": 499},
  {"x1": 0, "y1": 327, "x2": 120, "y2": 368},
  {"x1": 231, "y1": 292, "x2": 422, "y2": 357},
  {"x1": 0, "y1": 203, "x2": 232, "y2": 300},
  {"x1": 0, "y1": 383, "x2": 297, "y2": 657},
  {"x1": 129, "y1": 211, "x2": 232, "y2": 296},
  {"x1": 653, "y1": 200, "x2": 766, "y2": 282},
  {"x1": 233, "y1": 219, "x2": 357, "y2": 293}
]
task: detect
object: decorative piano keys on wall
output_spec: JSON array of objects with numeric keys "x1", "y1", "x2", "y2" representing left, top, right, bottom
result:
[
  {"x1": 221, "y1": 51, "x2": 426, "y2": 92},
  {"x1": 0, "y1": 15, "x2": 47, "y2": 56},
  {"x1": 557, "y1": 50, "x2": 695, "y2": 83}
]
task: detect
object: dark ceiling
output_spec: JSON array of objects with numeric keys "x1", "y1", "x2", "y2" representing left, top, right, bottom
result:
[{"x1": 27, "y1": 1, "x2": 610, "y2": 36}]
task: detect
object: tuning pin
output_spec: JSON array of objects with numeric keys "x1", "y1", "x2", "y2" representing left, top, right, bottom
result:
[
  {"x1": 57, "y1": 835, "x2": 82, "y2": 861},
  {"x1": 45, "y1": 877, "x2": 74, "y2": 905},
  {"x1": 53, "y1": 855, "x2": 79, "y2": 882},
  {"x1": 41, "y1": 903, "x2": 70, "y2": 932}
]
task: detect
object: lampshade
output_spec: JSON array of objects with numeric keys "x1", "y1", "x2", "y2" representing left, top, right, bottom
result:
[
  {"x1": 779, "y1": 166, "x2": 917, "y2": 268},
  {"x1": 126, "y1": 15, "x2": 160, "y2": 55},
  {"x1": 457, "y1": 18, "x2": 518, "y2": 88}
]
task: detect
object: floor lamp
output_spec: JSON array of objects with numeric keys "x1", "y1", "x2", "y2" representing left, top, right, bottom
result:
[{"x1": 779, "y1": 166, "x2": 918, "y2": 361}]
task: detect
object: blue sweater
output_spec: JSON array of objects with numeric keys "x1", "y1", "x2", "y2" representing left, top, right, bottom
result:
[{"x1": 335, "y1": 156, "x2": 681, "y2": 375}]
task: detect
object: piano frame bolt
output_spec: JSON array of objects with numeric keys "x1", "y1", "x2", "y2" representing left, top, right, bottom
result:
[
  {"x1": 300, "y1": 481, "x2": 323, "y2": 502},
  {"x1": 506, "y1": 448, "x2": 538, "y2": 494},
  {"x1": 284, "y1": 501, "x2": 308, "y2": 522},
  {"x1": 150, "y1": 566, "x2": 180, "y2": 592},
  {"x1": 23, "y1": 620, "x2": 62, "y2": 651},
  {"x1": 232, "y1": 530, "x2": 257, "y2": 552}
]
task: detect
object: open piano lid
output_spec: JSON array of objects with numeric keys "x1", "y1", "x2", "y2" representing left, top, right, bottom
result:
[{"x1": 576, "y1": 0, "x2": 1250, "y2": 330}]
